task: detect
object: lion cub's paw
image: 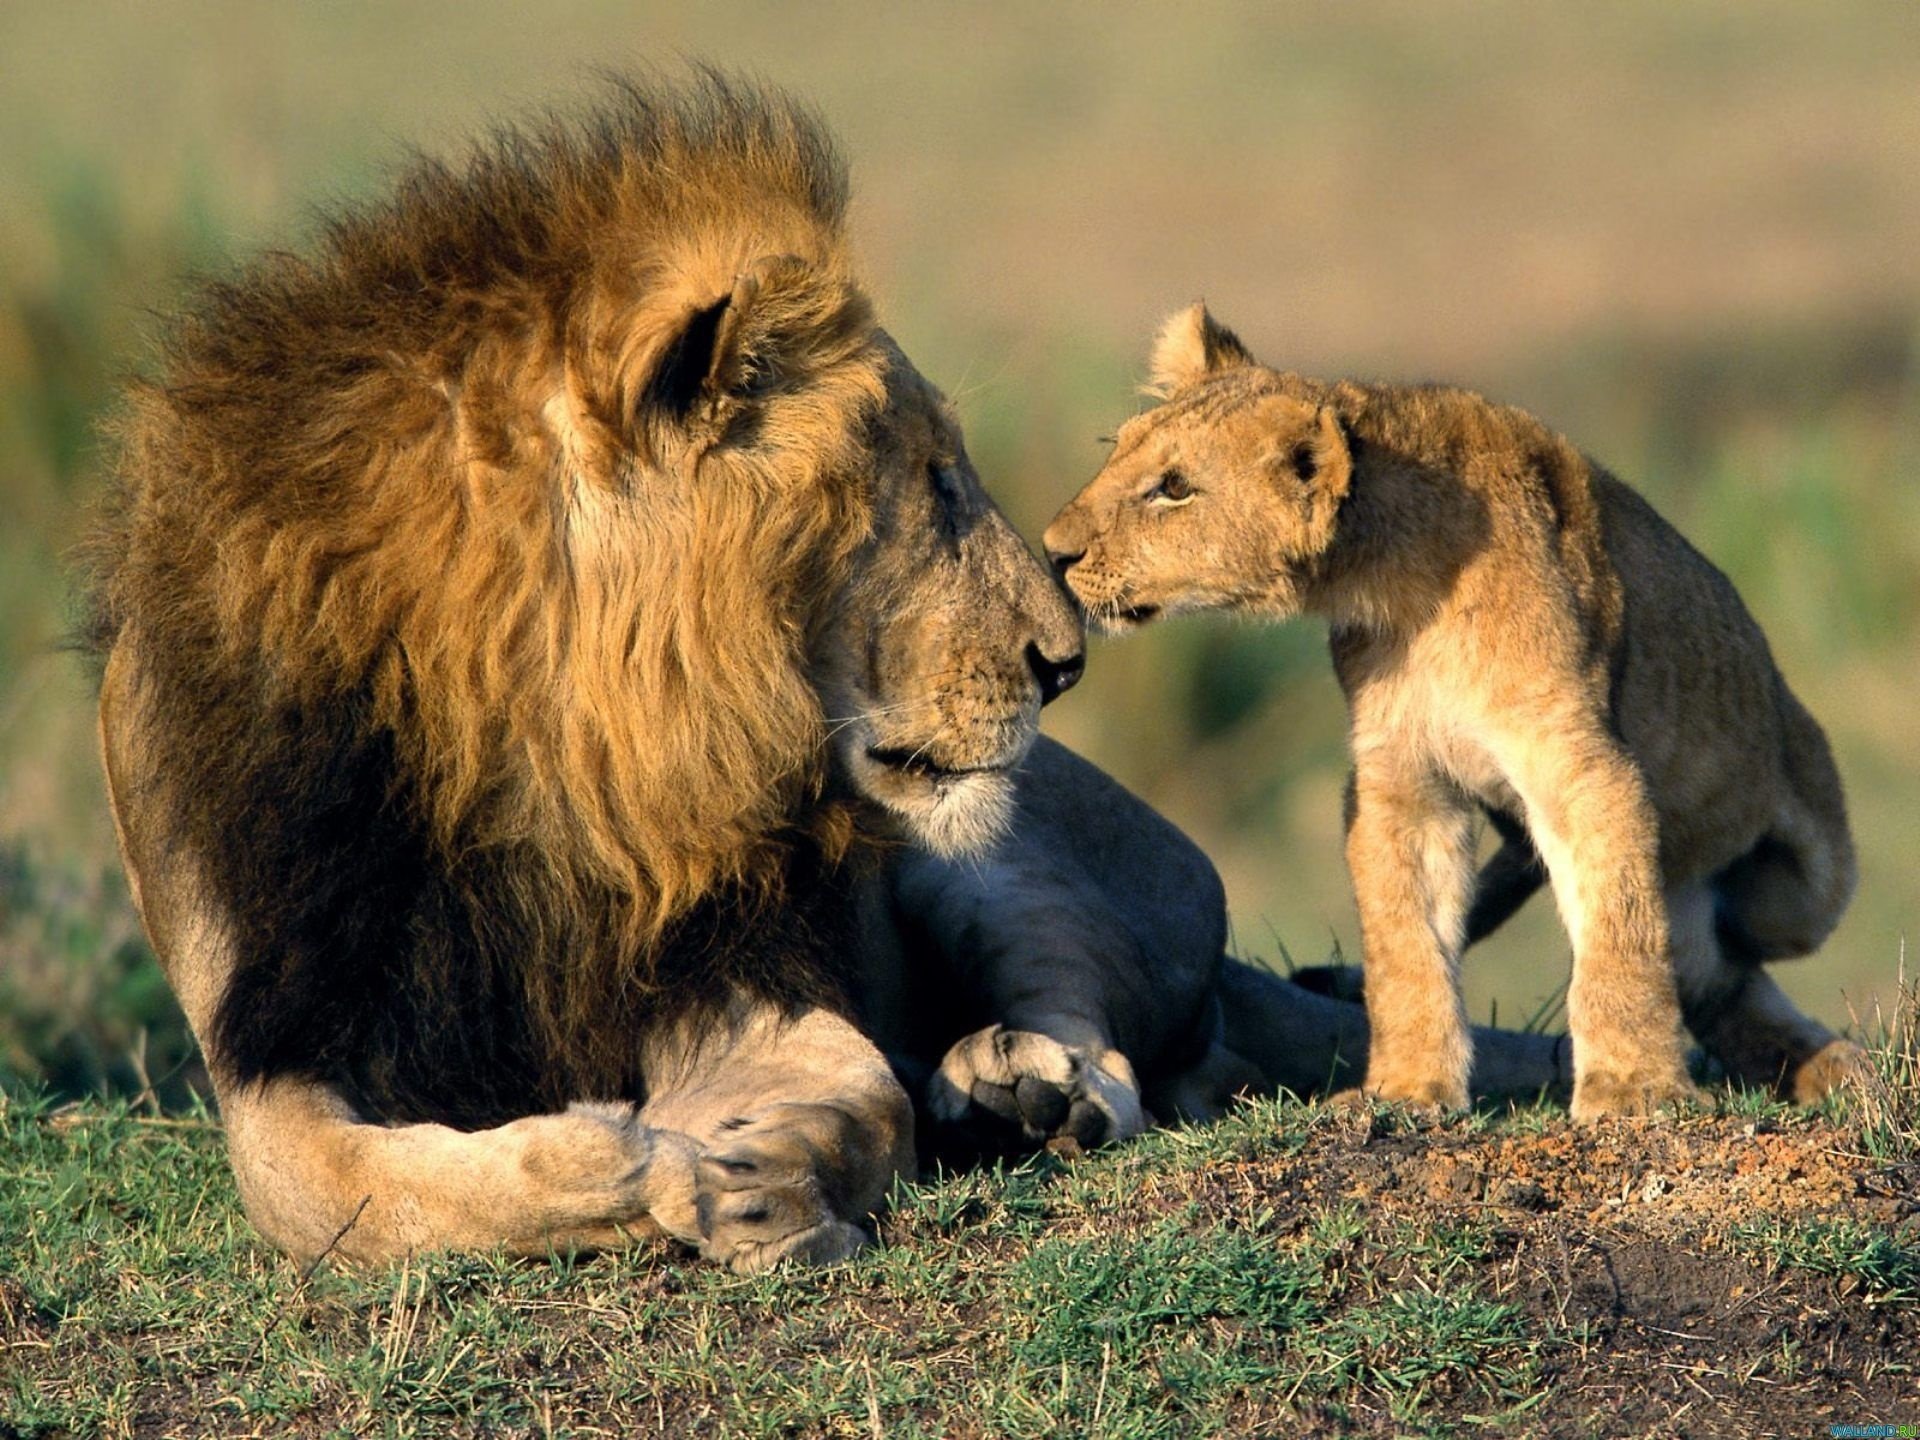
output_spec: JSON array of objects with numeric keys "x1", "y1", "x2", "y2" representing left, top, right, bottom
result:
[
  {"x1": 692, "y1": 1118, "x2": 871, "y2": 1274},
  {"x1": 1570, "y1": 1070, "x2": 1707, "y2": 1121},
  {"x1": 928, "y1": 1026, "x2": 1146, "y2": 1153},
  {"x1": 1326, "y1": 1078, "x2": 1467, "y2": 1121},
  {"x1": 1788, "y1": 1038, "x2": 1870, "y2": 1105}
]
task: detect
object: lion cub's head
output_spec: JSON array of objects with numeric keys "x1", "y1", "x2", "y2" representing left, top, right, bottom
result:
[{"x1": 1044, "y1": 303, "x2": 1354, "y2": 630}]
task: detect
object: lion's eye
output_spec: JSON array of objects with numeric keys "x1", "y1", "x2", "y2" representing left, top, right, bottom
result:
[
  {"x1": 1151, "y1": 468, "x2": 1193, "y2": 503},
  {"x1": 928, "y1": 460, "x2": 962, "y2": 539},
  {"x1": 928, "y1": 459, "x2": 959, "y2": 503}
]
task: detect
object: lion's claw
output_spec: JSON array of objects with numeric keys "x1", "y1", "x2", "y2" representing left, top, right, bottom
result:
[{"x1": 691, "y1": 1115, "x2": 872, "y2": 1273}]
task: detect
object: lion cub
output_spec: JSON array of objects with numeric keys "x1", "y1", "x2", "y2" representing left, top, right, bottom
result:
[{"x1": 1044, "y1": 303, "x2": 1861, "y2": 1119}]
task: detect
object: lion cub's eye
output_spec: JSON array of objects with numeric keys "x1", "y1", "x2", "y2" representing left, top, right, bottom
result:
[{"x1": 1150, "y1": 468, "x2": 1194, "y2": 505}]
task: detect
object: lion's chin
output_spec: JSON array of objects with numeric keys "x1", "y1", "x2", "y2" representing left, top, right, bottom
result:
[{"x1": 845, "y1": 748, "x2": 1018, "y2": 859}]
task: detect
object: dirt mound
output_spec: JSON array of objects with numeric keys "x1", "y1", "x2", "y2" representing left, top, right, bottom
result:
[
  {"x1": 1154, "y1": 1104, "x2": 1919, "y2": 1435},
  {"x1": 1344, "y1": 1111, "x2": 1905, "y2": 1236}
]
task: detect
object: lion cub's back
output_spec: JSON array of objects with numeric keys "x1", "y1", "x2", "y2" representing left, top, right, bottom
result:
[{"x1": 1592, "y1": 471, "x2": 1794, "y2": 869}]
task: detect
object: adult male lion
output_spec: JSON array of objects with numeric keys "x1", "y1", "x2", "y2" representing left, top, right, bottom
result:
[{"x1": 86, "y1": 80, "x2": 1563, "y2": 1271}]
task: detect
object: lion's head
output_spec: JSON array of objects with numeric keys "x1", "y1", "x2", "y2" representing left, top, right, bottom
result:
[
  {"x1": 809, "y1": 334, "x2": 1085, "y2": 859},
  {"x1": 1043, "y1": 303, "x2": 1354, "y2": 630},
  {"x1": 91, "y1": 76, "x2": 1081, "y2": 969}
]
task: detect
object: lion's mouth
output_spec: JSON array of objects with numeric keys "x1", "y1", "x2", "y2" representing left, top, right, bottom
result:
[{"x1": 864, "y1": 745, "x2": 1007, "y2": 782}]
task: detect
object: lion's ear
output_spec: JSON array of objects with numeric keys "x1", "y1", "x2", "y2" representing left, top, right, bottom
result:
[
  {"x1": 638, "y1": 254, "x2": 821, "y2": 434},
  {"x1": 1146, "y1": 302, "x2": 1256, "y2": 397}
]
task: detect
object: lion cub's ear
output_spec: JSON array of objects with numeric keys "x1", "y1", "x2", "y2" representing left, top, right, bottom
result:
[
  {"x1": 1293, "y1": 405, "x2": 1355, "y2": 546},
  {"x1": 1302, "y1": 405, "x2": 1354, "y2": 498},
  {"x1": 1146, "y1": 302, "x2": 1257, "y2": 397}
]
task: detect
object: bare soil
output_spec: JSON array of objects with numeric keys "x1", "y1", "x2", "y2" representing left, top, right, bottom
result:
[{"x1": 1157, "y1": 1109, "x2": 1920, "y2": 1437}]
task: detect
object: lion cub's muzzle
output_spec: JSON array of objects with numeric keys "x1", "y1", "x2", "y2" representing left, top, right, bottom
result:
[{"x1": 1044, "y1": 545, "x2": 1162, "y2": 634}]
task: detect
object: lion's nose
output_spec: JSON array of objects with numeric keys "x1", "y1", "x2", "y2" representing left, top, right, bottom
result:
[
  {"x1": 1045, "y1": 545, "x2": 1085, "y2": 582},
  {"x1": 1026, "y1": 642, "x2": 1085, "y2": 705}
]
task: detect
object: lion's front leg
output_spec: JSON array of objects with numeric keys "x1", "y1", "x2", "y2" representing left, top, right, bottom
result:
[
  {"x1": 890, "y1": 736, "x2": 1223, "y2": 1157},
  {"x1": 640, "y1": 1002, "x2": 914, "y2": 1273},
  {"x1": 219, "y1": 1080, "x2": 701, "y2": 1263},
  {"x1": 895, "y1": 850, "x2": 1160, "y2": 1157},
  {"x1": 928, "y1": 1022, "x2": 1147, "y2": 1152}
]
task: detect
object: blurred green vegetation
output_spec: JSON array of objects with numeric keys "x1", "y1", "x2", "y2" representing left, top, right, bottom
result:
[{"x1": 1, "y1": 3, "x2": 1915, "y2": 1100}]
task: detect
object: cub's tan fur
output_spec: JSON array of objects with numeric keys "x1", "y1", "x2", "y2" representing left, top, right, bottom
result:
[
  {"x1": 1045, "y1": 304, "x2": 1861, "y2": 1120},
  {"x1": 87, "y1": 85, "x2": 1573, "y2": 1270}
]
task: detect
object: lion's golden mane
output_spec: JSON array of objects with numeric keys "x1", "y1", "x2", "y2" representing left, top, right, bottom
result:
[{"x1": 85, "y1": 76, "x2": 905, "y2": 1119}]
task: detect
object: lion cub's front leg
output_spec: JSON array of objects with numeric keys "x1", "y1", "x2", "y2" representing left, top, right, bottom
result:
[
  {"x1": 1346, "y1": 760, "x2": 1479, "y2": 1110},
  {"x1": 1500, "y1": 724, "x2": 1701, "y2": 1119}
]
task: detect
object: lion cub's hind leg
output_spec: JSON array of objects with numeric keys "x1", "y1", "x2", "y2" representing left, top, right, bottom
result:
[
  {"x1": 1669, "y1": 883, "x2": 1865, "y2": 1104},
  {"x1": 1672, "y1": 696, "x2": 1862, "y2": 1105}
]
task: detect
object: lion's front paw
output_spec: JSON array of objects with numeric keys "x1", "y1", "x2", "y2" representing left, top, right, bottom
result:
[
  {"x1": 1570, "y1": 1068, "x2": 1706, "y2": 1120},
  {"x1": 927, "y1": 1026, "x2": 1146, "y2": 1155},
  {"x1": 692, "y1": 1117, "x2": 872, "y2": 1274}
]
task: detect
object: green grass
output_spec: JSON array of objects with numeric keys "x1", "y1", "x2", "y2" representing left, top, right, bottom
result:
[
  {"x1": 1731, "y1": 1216, "x2": 1920, "y2": 1307},
  {"x1": 4, "y1": 1077, "x2": 1915, "y2": 1440},
  {"x1": 0, "y1": 1096, "x2": 1526, "y2": 1439}
]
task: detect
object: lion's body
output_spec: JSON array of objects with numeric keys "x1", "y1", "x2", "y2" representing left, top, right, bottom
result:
[
  {"x1": 1045, "y1": 305, "x2": 1860, "y2": 1119},
  {"x1": 87, "y1": 81, "x2": 891, "y2": 1127},
  {"x1": 88, "y1": 86, "x2": 1571, "y2": 1270}
]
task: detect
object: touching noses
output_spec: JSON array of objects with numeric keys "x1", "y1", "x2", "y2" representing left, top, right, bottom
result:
[
  {"x1": 1041, "y1": 514, "x2": 1084, "y2": 581},
  {"x1": 1044, "y1": 544, "x2": 1084, "y2": 583},
  {"x1": 1029, "y1": 511, "x2": 1088, "y2": 703}
]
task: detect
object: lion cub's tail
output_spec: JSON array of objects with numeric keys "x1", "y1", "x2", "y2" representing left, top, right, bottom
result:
[{"x1": 1713, "y1": 680, "x2": 1856, "y2": 963}]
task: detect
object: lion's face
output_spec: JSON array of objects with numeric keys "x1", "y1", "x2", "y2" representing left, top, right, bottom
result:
[
  {"x1": 1043, "y1": 304, "x2": 1353, "y2": 632},
  {"x1": 815, "y1": 338, "x2": 1084, "y2": 856}
]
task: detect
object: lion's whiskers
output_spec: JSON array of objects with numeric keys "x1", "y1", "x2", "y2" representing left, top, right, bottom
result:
[{"x1": 821, "y1": 695, "x2": 936, "y2": 741}]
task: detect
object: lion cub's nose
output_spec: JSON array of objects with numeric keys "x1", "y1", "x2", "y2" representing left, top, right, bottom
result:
[
  {"x1": 1026, "y1": 643, "x2": 1085, "y2": 704},
  {"x1": 1044, "y1": 545, "x2": 1085, "y2": 581}
]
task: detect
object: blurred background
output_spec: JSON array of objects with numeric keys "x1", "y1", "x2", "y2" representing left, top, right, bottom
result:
[{"x1": 2, "y1": 2, "x2": 1915, "y2": 1103}]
